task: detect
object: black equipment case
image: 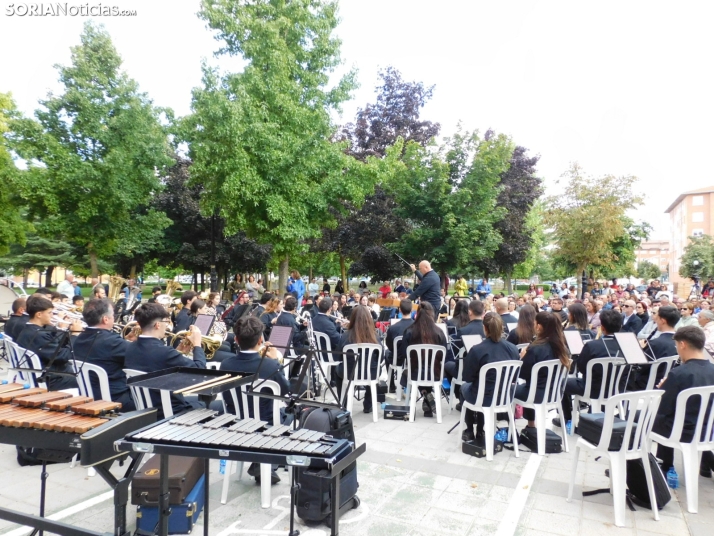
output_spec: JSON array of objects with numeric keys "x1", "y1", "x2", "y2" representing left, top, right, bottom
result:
[
  {"x1": 383, "y1": 404, "x2": 410, "y2": 421},
  {"x1": 518, "y1": 427, "x2": 563, "y2": 454},
  {"x1": 131, "y1": 455, "x2": 204, "y2": 506},
  {"x1": 296, "y1": 408, "x2": 360, "y2": 524},
  {"x1": 575, "y1": 413, "x2": 631, "y2": 451},
  {"x1": 627, "y1": 454, "x2": 671, "y2": 510}
]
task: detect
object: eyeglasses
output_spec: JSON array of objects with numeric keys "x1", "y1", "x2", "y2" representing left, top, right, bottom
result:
[{"x1": 624, "y1": 305, "x2": 634, "y2": 308}]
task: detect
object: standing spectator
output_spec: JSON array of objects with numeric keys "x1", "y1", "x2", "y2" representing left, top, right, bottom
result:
[
  {"x1": 72, "y1": 280, "x2": 82, "y2": 297},
  {"x1": 454, "y1": 275, "x2": 468, "y2": 297},
  {"x1": 322, "y1": 278, "x2": 331, "y2": 295},
  {"x1": 57, "y1": 274, "x2": 74, "y2": 299},
  {"x1": 307, "y1": 278, "x2": 319, "y2": 298}
]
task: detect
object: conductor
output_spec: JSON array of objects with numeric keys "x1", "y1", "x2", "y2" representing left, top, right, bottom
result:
[{"x1": 409, "y1": 260, "x2": 442, "y2": 319}]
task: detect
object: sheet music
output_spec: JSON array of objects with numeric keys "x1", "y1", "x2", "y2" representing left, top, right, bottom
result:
[
  {"x1": 614, "y1": 332, "x2": 649, "y2": 365},
  {"x1": 564, "y1": 331, "x2": 585, "y2": 355},
  {"x1": 461, "y1": 335, "x2": 483, "y2": 353},
  {"x1": 269, "y1": 325, "x2": 293, "y2": 351}
]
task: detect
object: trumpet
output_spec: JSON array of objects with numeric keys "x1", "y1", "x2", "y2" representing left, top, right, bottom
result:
[
  {"x1": 121, "y1": 321, "x2": 142, "y2": 340},
  {"x1": 171, "y1": 331, "x2": 223, "y2": 360},
  {"x1": 51, "y1": 304, "x2": 87, "y2": 331}
]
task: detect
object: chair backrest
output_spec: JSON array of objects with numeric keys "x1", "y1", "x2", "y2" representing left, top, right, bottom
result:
[
  {"x1": 584, "y1": 357, "x2": 628, "y2": 405},
  {"x1": 521, "y1": 360, "x2": 569, "y2": 406},
  {"x1": 391, "y1": 336, "x2": 403, "y2": 367},
  {"x1": 9, "y1": 343, "x2": 45, "y2": 388},
  {"x1": 76, "y1": 361, "x2": 112, "y2": 401},
  {"x1": 454, "y1": 347, "x2": 467, "y2": 382},
  {"x1": 313, "y1": 331, "x2": 337, "y2": 364},
  {"x1": 644, "y1": 356, "x2": 679, "y2": 391},
  {"x1": 597, "y1": 390, "x2": 663, "y2": 454},
  {"x1": 224, "y1": 380, "x2": 282, "y2": 425},
  {"x1": 669, "y1": 385, "x2": 714, "y2": 448},
  {"x1": 342, "y1": 343, "x2": 382, "y2": 382},
  {"x1": 124, "y1": 368, "x2": 175, "y2": 417},
  {"x1": 406, "y1": 344, "x2": 447, "y2": 384},
  {"x1": 475, "y1": 360, "x2": 523, "y2": 409}
]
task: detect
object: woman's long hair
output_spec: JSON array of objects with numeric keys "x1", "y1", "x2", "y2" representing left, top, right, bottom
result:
[
  {"x1": 263, "y1": 297, "x2": 281, "y2": 314},
  {"x1": 347, "y1": 306, "x2": 378, "y2": 345},
  {"x1": 189, "y1": 300, "x2": 206, "y2": 316},
  {"x1": 533, "y1": 311, "x2": 570, "y2": 369},
  {"x1": 567, "y1": 303, "x2": 589, "y2": 331},
  {"x1": 515, "y1": 304, "x2": 536, "y2": 344},
  {"x1": 482, "y1": 312, "x2": 503, "y2": 343},
  {"x1": 410, "y1": 302, "x2": 440, "y2": 345},
  {"x1": 451, "y1": 299, "x2": 470, "y2": 329}
]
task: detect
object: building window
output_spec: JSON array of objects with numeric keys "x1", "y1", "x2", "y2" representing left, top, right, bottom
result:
[
  {"x1": 693, "y1": 229, "x2": 704, "y2": 237},
  {"x1": 692, "y1": 212, "x2": 704, "y2": 223},
  {"x1": 693, "y1": 195, "x2": 704, "y2": 206}
]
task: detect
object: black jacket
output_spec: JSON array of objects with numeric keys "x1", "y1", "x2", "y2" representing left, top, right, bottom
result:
[
  {"x1": 461, "y1": 338, "x2": 519, "y2": 405},
  {"x1": 275, "y1": 311, "x2": 307, "y2": 349},
  {"x1": 575, "y1": 336, "x2": 622, "y2": 397},
  {"x1": 312, "y1": 313, "x2": 341, "y2": 349},
  {"x1": 384, "y1": 318, "x2": 414, "y2": 365},
  {"x1": 17, "y1": 323, "x2": 74, "y2": 369},
  {"x1": 631, "y1": 332, "x2": 678, "y2": 390},
  {"x1": 621, "y1": 314, "x2": 643, "y2": 335},
  {"x1": 520, "y1": 342, "x2": 560, "y2": 390},
  {"x1": 173, "y1": 308, "x2": 192, "y2": 333},
  {"x1": 411, "y1": 269, "x2": 441, "y2": 314},
  {"x1": 72, "y1": 328, "x2": 132, "y2": 401},
  {"x1": 4, "y1": 314, "x2": 29, "y2": 340},
  {"x1": 397, "y1": 326, "x2": 447, "y2": 380},
  {"x1": 220, "y1": 351, "x2": 290, "y2": 425},
  {"x1": 653, "y1": 359, "x2": 714, "y2": 441},
  {"x1": 500, "y1": 313, "x2": 518, "y2": 330},
  {"x1": 124, "y1": 337, "x2": 206, "y2": 418}
]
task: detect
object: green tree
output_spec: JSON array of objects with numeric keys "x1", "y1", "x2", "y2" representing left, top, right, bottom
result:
[
  {"x1": 593, "y1": 219, "x2": 651, "y2": 279},
  {"x1": 680, "y1": 235, "x2": 714, "y2": 281},
  {"x1": 513, "y1": 201, "x2": 546, "y2": 280},
  {"x1": 189, "y1": 0, "x2": 374, "y2": 293},
  {"x1": 637, "y1": 260, "x2": 662, "y2": 280},
  {"x1": 0, "y1": 93, "x2": 30, "y2": 255},
  {"x1": 8, "y1": 22, "x2": 172, "y2": 277},
  {"x1": 0, "y1": 235, "x2": 76, "y2": 287},
  {"x1": 544, "y1": 164, "x2": 643, "y2": 292}
]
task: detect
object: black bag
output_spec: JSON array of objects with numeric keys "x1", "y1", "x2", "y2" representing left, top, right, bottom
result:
[
  {"x1": 626, "y1": 454, "x2": 671, "y2": 510},
  {"x1": 576, "y1": 413, "x2": 632, "y2": 451},
  {"x1": 518, "y1": 427, "x2": 562, "y2": 454},
  {"x1": 16, "y1": 446, "x2": 67, "y2": 467},
  {"x1": 296, "y1": 407, "x2": 359, "y2": 524}
]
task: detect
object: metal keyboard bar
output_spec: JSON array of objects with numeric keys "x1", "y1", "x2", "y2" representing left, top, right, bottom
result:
[
  {"x1": 203, "y1": 415, "x2": 237, "y2": 428},
  {"x1": 244, "y1": 420, "x2": 268, "y2": 433},
  {"x1": 228, "y1": 419, "x2": 257, "y2": 432},
  {"x1": 171, "y1": 409, "x2": 215, "y2": 425},
  {"x1": 305, "y1": 431, "x2": 325, "y2": 442},
  {"x1": 269, "y1": 437, "x2": 292, "y2": 451},
  {"x1": 240, "y1": 434, "x2": 264, "y2": 448},
  {"x1": 230, "y1": 433, "x2": 256, "y2": 447},
  {"x1": 179, "y1": 410, "x2": 218, "y2": 426},
  {"x1": 132, "y1": 422, "x2": 174, "y2": 440},
  {"x1": 264, "y1": 424, "x2": 290, "y2": 437}
]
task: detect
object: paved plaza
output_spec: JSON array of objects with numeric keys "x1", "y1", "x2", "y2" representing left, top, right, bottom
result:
[{"x1": 0, "y1": 381, "x2": 712, "y2": 536}]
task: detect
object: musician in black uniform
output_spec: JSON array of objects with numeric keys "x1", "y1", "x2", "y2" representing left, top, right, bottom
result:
[
  {"x1": 4, "y1": 297, "x2": 28, "y2": 340},
  {"x1": 220, "y1": 316, "x2": 292, "y2": 484},
  {"x1": 445, "y1": 300, "x2": 487, "y2": 387},
  {"x1": 564, "y1": 303, "x2": 596, "y2": 340},
  {"x1": 459, "y1": 313, "x2": 519, "y2": 441},
  {"x1": 408, "y1": 261, "x2": 442, "y2": 319},
  {"x1": 173, "y1": 291, "x2": 198, "y2": 333},
  {"x1": 507, "y1": 304, "x2": 536, "y2": 345},
  {"x1": 312, "y1": 297, "x2": 341, "y2": 349},
  {"x1": 16, "y1": 294, "x2": 81, "y2": 391},
  {"x1": 147, "y1": 286, "x2": 162, "y2": 303},
  {"x1": 384, "y1": 299, "x2": 414, "y2": 374},
  {"x1": 628, "y1": 305, "x2": 679, "y2": 391},
  {"x1": 125, "y1": 303, "x2": 206, "y2": 418},
  {"x1": 651, "y1": 327, "x2": 714, "y2": 473},
  {"x1": 251, "y1": 292, "x2": 273, "y2": 319},
  {"x1": 225, "y1": 291, "x2": 251, "y2": 329},
  {"x1": 72, "y1": 298, "x2": 136, "y2": 411},
  {"x1": 553, "y1": 309, "x2": 623, "y2": 428}
]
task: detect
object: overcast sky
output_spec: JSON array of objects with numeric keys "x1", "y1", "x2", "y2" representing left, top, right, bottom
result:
[{"x1": 2, "y1": 0, "x2": 713, "y2": 240}]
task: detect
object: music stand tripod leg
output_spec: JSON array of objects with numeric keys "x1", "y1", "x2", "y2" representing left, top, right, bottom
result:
[
  {"x1": 158, "y1": 454, "x2": 170, "y2": 536},
  {"x1": 29, "y1": 461, "x2": 49, "y2": 536},
  {"x1": 288, "y1": 461, "x2": 300, "y2": 536},
  {"x1": 203, "y1": 459, "x2": 210, "y2": 536}
]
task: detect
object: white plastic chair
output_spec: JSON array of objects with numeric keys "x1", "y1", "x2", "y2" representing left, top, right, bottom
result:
[
  {"x1": 75, "y1": 361, "x2": 112, "y2": 401},
  {"x1": 643, "y1": 356, "x2": 679, "y2": 391},
  {"x1": 124, "y1": 368, "x2": 174, "y2": 418},
  {"x1": 650, "y1": 385, "x2": 714, "y2": 513},
  {"x1": 341, "y1": 343, "x2": 382, "y2": 423},
  {"x1": 220, "y1": 380, "x2": 283, "y2": 508},
  {"x1": 572, "y1": 357, "x2": 628, "y2": 427},
  {"x1": 313, "y1": 331, "x2": 341, "y2": 392},
  {"x1": 405, "y1": 344, "x2": 447, "y2": 423},
  {"x1": 9, "y1": 343, "x2": 46, "y2": 389},
  {"x1": 448, "y1": 347, "x2": 468, "y2": 414},
  {"x1": 568, "y1": 390, "x2": 664, "y2": 527},
  {"x1": 455, "y1": 360, "x2": 522, "y2": 460},
  {"x1": 388, "y1": 336, "x2": 404, "y2": 401},
  {"x1": 513, "y1": 360, "x2": 570, "y2": 455}
]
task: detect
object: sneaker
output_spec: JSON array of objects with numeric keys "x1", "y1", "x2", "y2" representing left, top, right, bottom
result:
[
  {"x1": 552, "y1": 418, "x2": 562, "y2": 428},
  {"x1": 455, "y1": 401, "x2": 463, "y2": 412},
  {"x1": 422, "y1": 398, "x2": 434, "y2": 417},
  {"x1": 462, "y1": 429, "x2": 475, "y2": 442},
  {"x1": 363, "y1": 406, "x2": 373, "y2": 414},
  {"x1": 247, "y1": 463, "x2": 281, "y2": 484},
  {"x1": 425, "y1": 392, "x2": 437, "y2": 415}
]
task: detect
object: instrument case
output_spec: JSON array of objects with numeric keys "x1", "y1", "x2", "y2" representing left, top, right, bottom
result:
[
  {"x1": 462, "y1": 437, "x2": 503, "y2": 458},
  {"x1": 575, "y1": 413, "x2": 632, "y2": 451},
  {"x1": 132, "y1": 456, "x2": 203, "y2": 506},
  {"x1": 383, "y1": 404, "x2": 410, "y2": 421},
  {"x1": 136, "y1": 474, "x2": 205, "y2": 534}
]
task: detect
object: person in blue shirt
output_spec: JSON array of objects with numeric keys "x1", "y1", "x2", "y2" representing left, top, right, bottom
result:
[
  {"x1": 287, "y1": 270, "x2": 305, "y2": 306},
  {"x1": 476, "y1": 278, "x2": 492, "y2": 300}
]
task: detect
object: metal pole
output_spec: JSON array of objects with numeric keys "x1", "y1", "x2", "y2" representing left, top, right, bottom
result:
[
  {"x1": 210, "y1": 213, "x2": 217, "y2": 292},
  {"x1": 581, "y1": 269, "x2": 587, "y2": 300}
]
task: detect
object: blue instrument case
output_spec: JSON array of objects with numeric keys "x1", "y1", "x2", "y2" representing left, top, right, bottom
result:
[{"x1": 136, "y1": 475, "x2": 205, "y2": 534}]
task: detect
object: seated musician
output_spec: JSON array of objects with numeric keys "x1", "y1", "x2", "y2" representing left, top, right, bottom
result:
[
  {"x1": 627, "y1": 305, "x2": 679, "y2": 391},
  {"x1": 72, "y1": 298, "x2": 136, "y2": 411},
  {"x1": 147, "y1": 286, "x2": 162, "y2": 303},
  {"x1": 652, "y1": 326, "x2": 714, "y2": 474},
  {"x1": 220, "y1": 316, "x2": 292, "y2": 484},
  {"x1": 459, "y1": 313, "x2": 519, "y2": 442},
  {"x1": 553, "y1": 309, "x2": 623, "y2": 429},
  {"x1": 445, "y1": 300, "x2": 486, "y2": 388},
  {"x1": 125, "y1": 303, "x2": 206, "y2": 418},
  {"x1": 92, "y1": 285, "x2": 106, "y2": 299},
  {"x1": 506, "y1": 304, "x2": 535, "y2": 345},
  {"x1": 4, "y1": 297, "x2": 29, "y2": 340},
  {"x1": 259, "y1": 296, "x2": 283, "y2": 339},
  {"x1": 72, "y1": 294, "x2": 85, "y2": 308},
  {"x1": 173, "y1": 291, "x2": 198, "y2": 333},
  {"x1": 397, "y1": 303, "x2": 447, "y2": 418},
  {"x1": 274, "y1": 296, "x2": 308, "y2": 354},
  {"x1": 335, "y1": 306, "x2": 381, "y2": 414},
  {"x1": 224, "y1": 291, "x2": 251, "y2": 330},
  {"x1": 384, "y1": 299, "x2": 414, "y2": 390},
  {"x1": 187, "y1": 299, "x2": 208, "y2": 325},
  {"x1": 16, "y1": 294, "x2": 81, "y2": 391},
  {"x1": 312, "y1": 297, "x2": 341, "y2": 350},
  {"x1": 250, "y1": 292, "x2": 274, "y2": 319},
  {"x1": 563, "y1": 303, "x2": 596, "y2": 339}
]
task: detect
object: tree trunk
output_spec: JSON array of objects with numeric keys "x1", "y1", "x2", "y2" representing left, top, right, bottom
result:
[
  {"x1": 278, "y1": 258, "x2": 289, "y2": 296},
  {"x1": 23, "y1": 268, "x2": 29, "y2": 288},
  {"x1": 309, "y1": 266, "x2": 313, "y2": 281},
  {"x1": 193, "y1": 272, "x2": 198, "y2": 291},
  {"x1": 339, "y1": 251, "x2": 347, "y2": 291},
  {"x1": 505, "y1": 270, "x2": 513, "y2": 294},
  {"x1": 129, "y1": 264, "x2": 137, "y2": 279},
  {"x1": 440, "y1": 270, "x2": 446, "y2": 289},
  {"x1": 45, "y1": 266, "x2": 54, "y2": 287},
  {"x1": 88, "y1": 248, "x2": 99, "y2": 279}
]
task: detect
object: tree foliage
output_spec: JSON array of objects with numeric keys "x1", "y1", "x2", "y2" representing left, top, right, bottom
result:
[
  {"x1": 0, "y1": 235, "x2": 75, "y2": 279},
  {"x1": 592, "y1": 219, "x2": 651, "y2": 279},
  {"x1": 680, "y1": 235, "x2": 714, "y2": 281},
  {"x1": 8, "y1": 22, "x2": 172, "y2": 277},
  {"x1": 544, "y1": 164, "x2": 643, "y2": 276},
  {"x1": 637, "y1": 260, "x2": 662, "y2": 280}
]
